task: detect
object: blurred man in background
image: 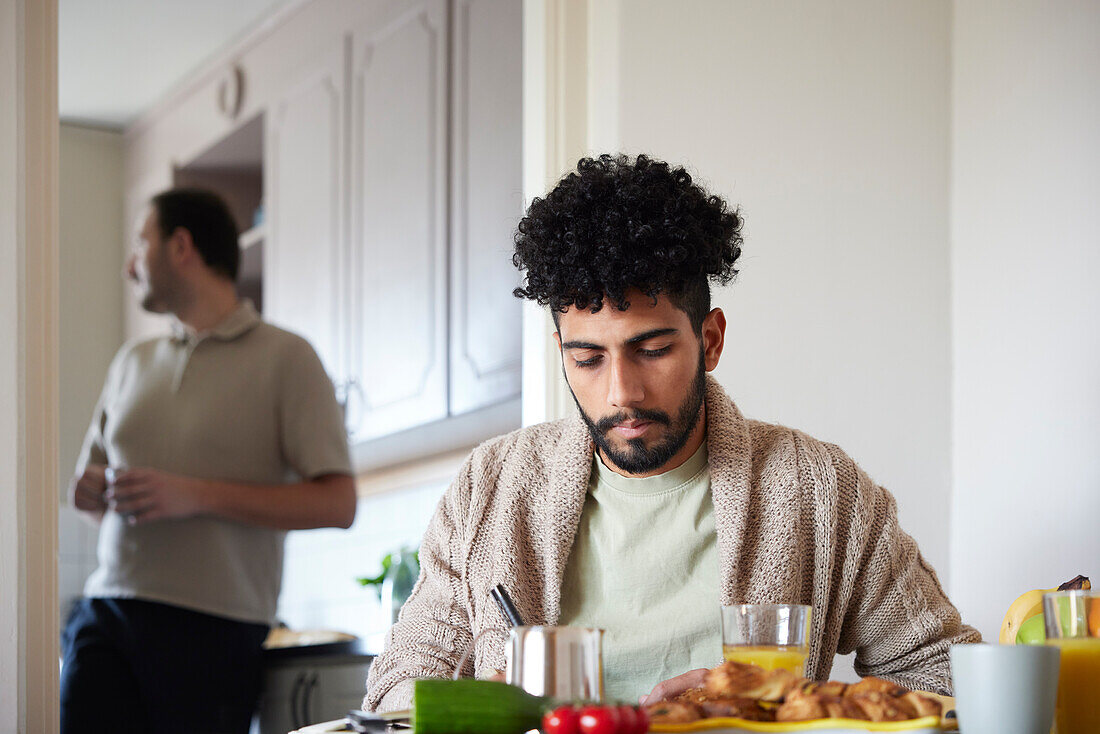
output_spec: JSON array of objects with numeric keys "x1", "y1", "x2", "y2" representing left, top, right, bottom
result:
[{"x1": 62, "y1": 188, "x2": 356, "y2": 734}]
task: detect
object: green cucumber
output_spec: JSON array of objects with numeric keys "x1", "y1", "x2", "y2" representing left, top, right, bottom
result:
[{"x1": 412, "y1": 679, "x2": 550, "y2": 734}]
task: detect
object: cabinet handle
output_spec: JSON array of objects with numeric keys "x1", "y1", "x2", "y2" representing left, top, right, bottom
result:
[
  {"x1": 289, "y1": 671, "x2": 305, "y2": 729},
  {"x1": 335, "y1": 378, "x2": 366, "y2": 436},
  {"x1": 300, "y1": 671, "x2": 318, "y2": 727},
  {"x1": 350, "y1": 379, "x2": 367, "y2": 434},
  {"x1": 339, "y1": 377, "x2": 367, "y2": 436}
]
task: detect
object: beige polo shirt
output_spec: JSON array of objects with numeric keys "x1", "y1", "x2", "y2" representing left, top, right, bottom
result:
[{"x1": 77, "y1": 300, "x2": 352, "y2": 624}]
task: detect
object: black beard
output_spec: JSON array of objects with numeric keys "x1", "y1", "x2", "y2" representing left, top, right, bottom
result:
[{"x1": 568, "y1": 350, "x2": 707, "y2": 475}]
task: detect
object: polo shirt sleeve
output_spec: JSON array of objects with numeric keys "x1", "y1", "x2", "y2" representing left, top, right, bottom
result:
[
  {"x1": 74, "y1": 346, "x2": 127, "y2": 475},
  {"x1": 277, "y1": 337, "x2": 353, "y2": 480}
]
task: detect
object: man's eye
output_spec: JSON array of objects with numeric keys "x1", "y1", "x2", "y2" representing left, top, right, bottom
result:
[
  {"x1": 574, "y1": 356, "x2": 602, "y2": 368},
  {"x1": 639, "y1": 346, "x2": 671, "y2": 358}
]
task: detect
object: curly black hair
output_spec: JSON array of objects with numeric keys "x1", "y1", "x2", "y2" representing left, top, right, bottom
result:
[{"x1": 513, "y1": 154, "x2": 743, "y2": 331}]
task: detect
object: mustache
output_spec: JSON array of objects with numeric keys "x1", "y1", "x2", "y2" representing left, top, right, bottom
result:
[{"x1": 594, "y1": 408, "x2": 671, "y2": 434}]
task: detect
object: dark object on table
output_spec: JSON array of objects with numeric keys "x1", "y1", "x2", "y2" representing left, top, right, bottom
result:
[
  {"x1": 347, "y1": 709, "x2": 410, "y2": 733},
  {"x1": 489, "y1": 584, "x2": 524, "y2": 627}
]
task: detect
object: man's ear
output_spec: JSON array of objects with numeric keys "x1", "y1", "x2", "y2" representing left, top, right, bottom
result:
[
  {"x1": 168, "y1": 227, "x2": 197, "y2": 267},
  {"x1": 702, "y1": 308, "x2": 726, "y2": 371},
  {"x1": 554, "y1": 330, "x2": 562, "y2": 355}
]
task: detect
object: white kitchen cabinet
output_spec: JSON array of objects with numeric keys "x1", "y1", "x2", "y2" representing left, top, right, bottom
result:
[
  {"x1": 447, "y1": 0, "x2": 524, "y2": 416},
  {"x1": 263, "y1": 43, "x2": 348, "y2": 384},
  {"x1": 122, "y1": 0, "x2": 523, "y2": 460},
  {"x1": 347, "y1": 0, "x2": 450, "y2": 441}
]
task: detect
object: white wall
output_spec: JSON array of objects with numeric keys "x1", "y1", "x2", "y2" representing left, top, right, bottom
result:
[
  {"x1": 278, "y1": 480, "x2": 448, "y2": 651},
  {"x1": 950, "y1": 1, "x2": 1100, "y2": 639},
  {"x1": 57, "y1": 123, "x2": 126, "y2": 618},
  {"x1": 592, "y1": 0, "x2": 954, "y2": 582}
]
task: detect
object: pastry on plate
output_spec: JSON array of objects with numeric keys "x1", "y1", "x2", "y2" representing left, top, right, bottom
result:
[
  {"x1": 704, "y1": 661, "x2": 799, "y2": 702},
  {"x1": 645, "y1": 700, "x2": 704, "y2": 724}
]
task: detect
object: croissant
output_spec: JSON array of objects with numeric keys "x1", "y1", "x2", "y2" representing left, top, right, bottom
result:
[{"x1": 704, "y1": 661, "x2": 800, "y2": 701}]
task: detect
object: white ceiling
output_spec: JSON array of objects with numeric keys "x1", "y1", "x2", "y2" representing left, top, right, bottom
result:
[{"x1": 59, "y1": 0, "x2": 293, "y2": 130}]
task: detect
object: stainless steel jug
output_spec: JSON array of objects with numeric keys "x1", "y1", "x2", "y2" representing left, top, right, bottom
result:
[{"x1": 505, "y1": 626, "x2": 604, "y2": 702}]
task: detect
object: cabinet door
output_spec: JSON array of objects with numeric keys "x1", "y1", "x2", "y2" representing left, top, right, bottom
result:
[
  {"x1": 448, "y1": 0, "x2": 524, "y2": 415},
  {"x1": 348, "y1": 0, "x2": 450, "y2": 440},
  {"x1": 304, "y1": 660, "x2": 373, "y2": 725},
  {"x1": 264, "y1": 44, "x2": 347, "y2": 384},
  {"x1": 255, "y1": 665, "x2": 307, "y2": 734}
]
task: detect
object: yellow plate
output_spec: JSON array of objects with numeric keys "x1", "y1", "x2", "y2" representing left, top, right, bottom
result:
[{"x1": 651, "y1": 715, "x2": 945, "y2": 733}]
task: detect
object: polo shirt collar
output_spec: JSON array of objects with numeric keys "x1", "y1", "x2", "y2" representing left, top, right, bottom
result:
[
  {"x1": 209, "y1": 299, "x2": 261, "y2": 340},
  {"x1": 170, "y1": 299, "x2": 261, "y2": 344}
]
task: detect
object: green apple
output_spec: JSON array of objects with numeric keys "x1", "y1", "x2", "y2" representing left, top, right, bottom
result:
[{"x1": 1016, "y1": 612, "x2": 1046, "y2": 645}]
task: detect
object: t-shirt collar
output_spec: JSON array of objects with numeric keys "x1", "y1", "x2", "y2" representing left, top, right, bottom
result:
[{"x1": 593, "y1": 441, "x2": 709, "y2": 495}]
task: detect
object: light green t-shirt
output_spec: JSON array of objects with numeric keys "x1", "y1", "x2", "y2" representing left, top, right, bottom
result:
[{"x1": 558, "y1": 444, "x2": 722, "y2": 702}]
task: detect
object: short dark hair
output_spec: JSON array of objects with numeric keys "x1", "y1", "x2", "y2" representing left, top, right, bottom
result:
[
  {"x1": 150, "y1": 188, "x2": 240, "y2": 281},
  {"x1": 512, "y1": 154, "x2": 743, "y2": 333}
]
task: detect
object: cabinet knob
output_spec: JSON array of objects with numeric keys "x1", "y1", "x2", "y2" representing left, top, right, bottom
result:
[{"x1": 217, "y1": 64, "x2": 245, "y2": 120}]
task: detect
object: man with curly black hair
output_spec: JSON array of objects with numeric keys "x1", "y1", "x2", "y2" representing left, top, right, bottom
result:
[{"x1": 365, "y1": 155, "x2": 978, "y2": 712}]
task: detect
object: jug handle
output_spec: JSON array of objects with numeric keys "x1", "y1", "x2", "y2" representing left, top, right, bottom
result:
[{"x1": 453, "y1": 627, "x2": 509, "y2": 680}]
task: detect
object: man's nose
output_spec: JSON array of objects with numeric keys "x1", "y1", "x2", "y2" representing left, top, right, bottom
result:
[
  {"x1": 124, "y1": 252, "x2": 138, "y2": 281},
  {"x1": 606, "y1": 357, "x2": 645, "y2": 408}
]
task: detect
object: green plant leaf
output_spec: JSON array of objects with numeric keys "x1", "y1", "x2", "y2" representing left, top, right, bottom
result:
[{"x1": 355, "y1": 553, "x2": 395, "y2": 601}]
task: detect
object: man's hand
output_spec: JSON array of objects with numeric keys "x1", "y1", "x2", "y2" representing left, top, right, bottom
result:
[
  {"x1": 106, "y1": 467, "x2": 208, "y2": 525},
  {"x1": 69, "y1": 464, "x2": 109, "y2": 517},
  {"x1": 639, "y1": 668, "x2": 709, "y2": 706}
]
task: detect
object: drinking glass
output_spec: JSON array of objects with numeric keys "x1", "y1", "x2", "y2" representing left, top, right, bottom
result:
[
  {"x1": 1043, "y1": 590, "x2": 1100, "y2": 734},
  {"x1": 720, "y1": 603, "x2": 811, "y2": 676}
]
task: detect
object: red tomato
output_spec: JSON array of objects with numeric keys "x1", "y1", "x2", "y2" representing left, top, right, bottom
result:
[
  {"x1": 578, "y1": 705, "x2": 620, "y2": 734},
  {"x1": 616, "y1": 705, "x2": 639, "y2": 734},
  {"x1": 543, "y1": 705, "x2": 580, "y2": 734},
  {"x1": 632, "y1": 706, "x2": 649, "y2": 734}
]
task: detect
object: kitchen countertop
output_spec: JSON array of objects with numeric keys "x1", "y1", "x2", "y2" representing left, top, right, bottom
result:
[{"x1": 262, "y1": 637, "x2": 375, "y2": 666}]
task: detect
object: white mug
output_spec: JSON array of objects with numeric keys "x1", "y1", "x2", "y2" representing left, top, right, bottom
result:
[{"x1": 950, "y1": 643, "x2": 1060, "y2": 734}]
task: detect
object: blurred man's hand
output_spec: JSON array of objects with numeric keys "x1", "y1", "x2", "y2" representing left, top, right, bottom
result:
[
  {"x1": 70, "y1": 464, "x2": 108, "y2": 514},
  {"x1": 106, "y1": 467, "x2": 207, "y2": 525}
]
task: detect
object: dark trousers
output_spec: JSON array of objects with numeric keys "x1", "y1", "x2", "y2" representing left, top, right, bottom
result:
[{"x1": 60, "y1": 598, "x2": 269, "y2": 734}]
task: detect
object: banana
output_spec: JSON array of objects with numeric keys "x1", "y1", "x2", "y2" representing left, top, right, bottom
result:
[
  {"x1": 999, "y1": 575, "x2": 1090, "y2": 645},
  {"x1": 1000, "y1": 589, "x2": 1047, "y2": 644}
]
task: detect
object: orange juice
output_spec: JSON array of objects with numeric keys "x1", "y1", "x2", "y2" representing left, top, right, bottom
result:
[
  {"x1": 1050, "y1": 638, "x2": 1100, "y2": 734},
  {"x1": 722, "y1": 645, "x2": 807, "y2": 675}
]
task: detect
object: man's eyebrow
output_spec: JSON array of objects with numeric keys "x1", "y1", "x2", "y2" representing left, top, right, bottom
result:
[
  {"x1": 561, "y1": 328, "x2": 679, "y2": 350},
  {"x1": 625, "y1": 328, "x2": 679, "y2": 344}
]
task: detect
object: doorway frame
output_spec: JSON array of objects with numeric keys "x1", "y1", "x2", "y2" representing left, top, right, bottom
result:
[{"x1": 1, "y1": 0, "x2": 61, "y2": 730}]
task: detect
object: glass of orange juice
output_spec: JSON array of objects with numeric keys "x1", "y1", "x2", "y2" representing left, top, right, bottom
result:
[
  {"x1": 1043, "y1": 590, "x2": 1100, "y2": 734},
  {"x1": 720, "y1": 603, "x2": 812, "y2": 676}
]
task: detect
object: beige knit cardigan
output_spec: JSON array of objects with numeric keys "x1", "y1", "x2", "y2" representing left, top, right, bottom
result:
[{"x1": 364, "y1": 377, "x2": 979, "y2": 711}]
